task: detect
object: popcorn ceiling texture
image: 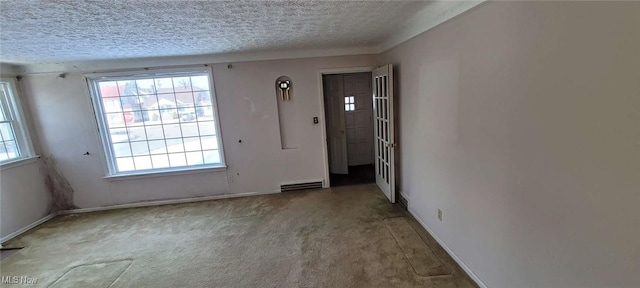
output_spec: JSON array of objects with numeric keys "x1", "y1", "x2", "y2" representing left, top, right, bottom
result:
[{"x1": 0, "y1": 0, "x2": 431, "y2": 64}]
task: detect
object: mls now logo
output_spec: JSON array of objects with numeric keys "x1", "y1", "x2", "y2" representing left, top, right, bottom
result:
[{"x1": 1, "y1": 276, "x2": 38, "y2": 285}]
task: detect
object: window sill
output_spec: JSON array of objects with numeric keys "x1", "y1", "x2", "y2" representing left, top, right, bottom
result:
[
  {"x1": 103, "y1": 165, "x2": 227, "y2": 181},
  {"x1": 0, "y1": 155, "x2": 40, "y2": 171}
]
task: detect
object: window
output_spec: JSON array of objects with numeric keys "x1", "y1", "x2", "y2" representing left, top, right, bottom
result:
[
  {"x1": 345, "y1": 96, "x2": 355, "y2": 111},
  {"x1": 0, "y1": 78, "x2": 34, "y2": 164},
  {"x1": 87, "y1": 68, "x2": 225, "y2": 176}
]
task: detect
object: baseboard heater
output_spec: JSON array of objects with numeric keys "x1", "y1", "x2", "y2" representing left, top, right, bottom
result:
[
  {"x1": 280, "y1": 181, "x2": 323, "y2": 192},
  {"x1": 399, "y1": 194, "x2": 409, "y2": 210}
]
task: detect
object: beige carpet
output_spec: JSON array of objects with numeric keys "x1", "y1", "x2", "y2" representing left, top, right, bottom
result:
[{"x1": 0, "y1": 184, "x2": 477, "y2": 288}]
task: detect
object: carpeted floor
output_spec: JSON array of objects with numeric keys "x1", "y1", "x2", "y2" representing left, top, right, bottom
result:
[{"x1": 0, "y1": 184, "x2": 477, "y2": 288}]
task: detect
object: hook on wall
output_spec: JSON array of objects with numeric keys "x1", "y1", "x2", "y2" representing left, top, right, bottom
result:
[{"x1": 275, "y1": 76, "x2": 292, "y2": 101}]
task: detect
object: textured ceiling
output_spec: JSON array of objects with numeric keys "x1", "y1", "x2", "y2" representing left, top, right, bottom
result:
[{"x1": 0, "y1": 0, "x2": 433, "y2": 64}]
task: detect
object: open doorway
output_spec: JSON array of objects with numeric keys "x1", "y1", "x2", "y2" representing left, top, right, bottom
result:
[{"x1": 322, "y1": 72, "x2": 374, "y2": 187}]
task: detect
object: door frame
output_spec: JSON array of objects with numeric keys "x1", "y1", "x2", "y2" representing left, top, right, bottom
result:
[{"x1": 317, "y1": 66, "x2": 374, "y2": 188}]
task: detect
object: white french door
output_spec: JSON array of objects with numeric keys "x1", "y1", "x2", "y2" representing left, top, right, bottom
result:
[{"x1": 373, "y1": 64, "x2": 395, "y2": 203}]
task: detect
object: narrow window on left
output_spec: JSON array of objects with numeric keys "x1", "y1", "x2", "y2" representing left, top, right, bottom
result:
[{"x1": 0, "y1": 78, "x2": 35, "y2": 164}]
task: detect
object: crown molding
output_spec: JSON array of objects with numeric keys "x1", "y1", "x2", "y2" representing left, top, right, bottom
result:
[
  {"x1": 376, "y1": 0, "x2": 485, "y2": 53},
  {"x1": 12, "y1": 1, "x2": 484, "y2": 75},
  {"x1": 13, "y1": 46, "x2": 377, "y2": 75},
  {"x1": 0, "y1": 62, "x2": 20, "y2": 76}
]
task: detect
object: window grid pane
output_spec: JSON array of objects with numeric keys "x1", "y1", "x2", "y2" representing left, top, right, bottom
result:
[
  {"x1": 92, "y1": 71, "x2": 223, "y2": 174},
  {"x1": 1, "y1": 81, "x2": 32, "y2": 164},
  {"x1": 0, "y1": 122, "x2": 16, "y2": 141},
  {"x1": 344, "y1": 95, "x2": 357, "y2": 112},
  {"x1": 0, "y1": 99, "x2": 7, "y2": 121},
  {"x1": 151, "y1": 154, "x2": 170, "y2": 169},
  {"x1": 0, "y1": 140, "x2": 18, "y2": 161}
]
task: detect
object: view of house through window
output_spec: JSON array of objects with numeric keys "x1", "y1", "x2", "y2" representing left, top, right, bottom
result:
[{"x1": 88, "y1": 69, "x2": 224, "y2": 175}]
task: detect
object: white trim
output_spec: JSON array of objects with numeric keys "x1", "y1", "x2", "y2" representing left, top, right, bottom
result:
[
  {"x1": 0, "y1": 190, "x2": 280, "y2": 244},
  {"x1": 103, "y1": 165, "x2": 227, "y2": 181},
  {"x1": 16, "y1": 46, "x2": 377, "y2": 75},
  {"x1": 0, "y1": 155, "x2": 40, "y2": 170},
  {"x1": 8, "y1": 2, "x2": 483, "y2": 75},
  {"x1": 407, "y1": 207, "x2": 488, "y2": 288},
  {"x1": 0, "y1": 63, "x2": 20, "y2": 76},
  {"x1": 376, "y1": 1, "x2": 485, "y2": 53},
  {"x1": 205, "y1": 66, "x2": 228, "y2": 168},
  {"x1": 317, "y1": 66, "x2": 375, "y2": 188},
  {"x1": 0, "y1": 78, "x2": 36, "y2": 163},
  {"x1": 85, "y1": 66, "x2": 227, "y2": 177},
  {"x1": 0, "y1": 213, "x2": 58, "y2": 244},
  {"x1": 58, "y1": 191, "x2": 279, "y2": 214},
  {"x1": 317, "y1": 73, "x2": 330, "y2": 188},
  {"x1": 82, "y1": 73, "x2": 112, "y2": 175},
  {"x1": 318, "y1": 67, "x2": 374, "y2": 75},
  {"x1": 84, "y1": 66, "x2": 212, "y2": 80},
  {"x1": 399, "y1": 190, "x2": 409, "y2": 202}
]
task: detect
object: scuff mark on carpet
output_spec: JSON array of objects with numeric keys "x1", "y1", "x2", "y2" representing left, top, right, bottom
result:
[{"x1": 49, "y1": 259, "x2": 132, "y2": 288}]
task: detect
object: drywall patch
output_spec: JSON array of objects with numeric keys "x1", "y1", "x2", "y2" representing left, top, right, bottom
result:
[{"x1": 40, "y1": 155, "x2": 78, "y2": 213}]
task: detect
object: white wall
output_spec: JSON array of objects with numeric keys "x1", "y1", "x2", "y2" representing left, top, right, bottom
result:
[
  {"x1": 380, "y1": 2, "x2": 640, "y2": 288},
  {"x1": 19, "y1": 55, "x2": 376, "y2": 208},
  {"x1": 0, "y1": 160, "x2": 50, "y2": 240},
  {"x1": 8, "y1": 2, "x2": 640, "y2": 285},
  {"x1": 1, "y1": 68, "x2": 50, "y2": 241}
]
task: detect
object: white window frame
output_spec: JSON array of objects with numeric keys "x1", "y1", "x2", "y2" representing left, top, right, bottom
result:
[
  {"x1": 86, "y1": 67, "x2": 226, "y2": 177},
  {"x1": 0, "y1": 78, "x2": 35, "y2": 166}
]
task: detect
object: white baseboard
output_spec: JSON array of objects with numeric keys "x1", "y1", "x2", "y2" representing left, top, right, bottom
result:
[
  {"x1": 399, "y1": 191, "x2": 409, "y2": 201},
  {"x1": 407, "y1": 207, "x2": 488, "y2": 288},
  {"x1": 1, "y1": 213, "x2": 58, "y2": 245},
  {"x1": 1, "y1": 191, "x2": 279, "y2": 244},
  {"x1": 58, "y1": 191, "x2": 280, "y2": 215}
]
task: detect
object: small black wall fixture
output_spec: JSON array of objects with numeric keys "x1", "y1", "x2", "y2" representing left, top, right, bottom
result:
[{"x1": 275, "y1": 76, "x2": 292, "y2": 101}]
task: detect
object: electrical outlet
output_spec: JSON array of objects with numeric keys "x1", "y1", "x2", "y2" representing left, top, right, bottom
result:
[
  {"x1": 229, "y1": 175, "x2": 234, "y2": 183},
  {"x1": 313, "y1": 117, "x2": 319, "y2": 124},
  {"x1": 437, "y1": 209, "x2": 443, "y2": 221}
]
